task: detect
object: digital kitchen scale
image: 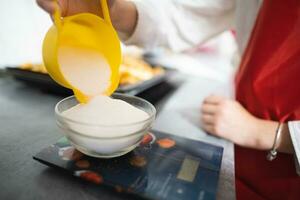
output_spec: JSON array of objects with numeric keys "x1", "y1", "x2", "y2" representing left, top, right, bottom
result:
[{"x1": 33, "y1": 130, "x2": 223, "y2": 200}]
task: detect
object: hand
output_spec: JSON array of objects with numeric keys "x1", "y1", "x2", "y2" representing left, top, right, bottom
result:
[
  {"x1": 200, "y1": 95, "x2": 294, "y2": 153},
  {"x1": 36, "y1": 0, "x2": 114, "y2": 17},
  {"x1": 36, "y1": 0, "x2": 137, "y2": 34},
  {"x1": 200, "y1": 95, "x2": 272, "y2": 149}
]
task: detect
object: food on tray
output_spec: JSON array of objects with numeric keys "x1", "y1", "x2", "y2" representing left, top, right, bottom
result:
[
  {"x1": 19, "y1": 63, "x2": 48, "y2": 74},
  {"x1": 18, "y1": 55, "x2": 164, "y2": 86},
  {"x1": 119, "y1": 55, "x2": 164, "y2": 85}
]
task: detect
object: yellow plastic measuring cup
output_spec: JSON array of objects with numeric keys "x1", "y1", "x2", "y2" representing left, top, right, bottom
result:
[{"x1": 42, "y1": 0, "x2": 121, "y2": 103}]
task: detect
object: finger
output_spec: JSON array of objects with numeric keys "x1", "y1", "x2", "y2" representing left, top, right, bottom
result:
[
  {"x1": 201, "y1": 114, "x2": 215, "y2": 125},
  {"x1": 202, "y1": 124, "x2": 216, "y2": 135},
  {"x1": 203, "y1": 95, "x2": 224, "y2": 104},
  {"x1": 201, "y1": 104, "x2": 217, "y2": 115},
  {"x1": 36, "y1": 0, "x2": 56, "y2": 14}
]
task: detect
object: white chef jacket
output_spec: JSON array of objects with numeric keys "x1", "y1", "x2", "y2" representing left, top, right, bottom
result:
[{"x1": 123, "y1": 0, "x2": 300, "y2": 173}]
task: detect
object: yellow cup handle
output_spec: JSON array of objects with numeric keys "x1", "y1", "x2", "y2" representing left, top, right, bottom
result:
[
  {"x1": 52, "y1": 0, "x2": 62, "y2": 31},
  {"x1": 100, "y1": 0, "x2": 113, "y2": 26}
]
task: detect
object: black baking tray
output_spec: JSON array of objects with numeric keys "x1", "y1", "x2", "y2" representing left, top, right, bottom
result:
[{"x1": 5, "y1": 67, "x2": 173, "y2": 95}]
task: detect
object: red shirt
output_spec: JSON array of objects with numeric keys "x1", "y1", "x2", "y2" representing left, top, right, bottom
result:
[{"x1": 235, "y1": 0, "x2": 300, "y2": 199}]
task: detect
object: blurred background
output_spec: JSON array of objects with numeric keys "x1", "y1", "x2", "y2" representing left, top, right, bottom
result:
[
  {"x1": 0, "y1": 0, "x2": 237, "y2": 82},
  {"x1": 0, "y1": 0, "x2": 51, "y2": 66}
]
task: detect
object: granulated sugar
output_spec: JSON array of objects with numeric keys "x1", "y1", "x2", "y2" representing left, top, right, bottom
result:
[
  {"x1": 58, "y1": 46, "x2": 111, "y2": 96},
  {"x1": 62, "y1": 95, "x2": 149, "y2": 135}
]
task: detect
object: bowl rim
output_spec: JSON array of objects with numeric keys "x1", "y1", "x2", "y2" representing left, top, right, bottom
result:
[
  {"x1": 56, "y1": 120, "x2": 150, "y2": 139},
  {"x1": 55, "y1": 93, "x2": 156, "y2": 127}
]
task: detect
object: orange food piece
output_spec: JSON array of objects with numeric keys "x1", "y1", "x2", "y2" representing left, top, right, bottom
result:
[
  {"x1": 156, "y1": 138, "x2": 176, "y2": 148},
  {"x1": 80, "y1": 171, "x2": 103, "y2": 184},
  {"x1": 75, "y1": 160, "x2": 90, "y2": 168},
  {"x1": 115, "y1": 185, "x2": 123, "y2": 193},
  {"x1": 140, "y1": 133, "x2": 153, "y2": 146},
  {"x1": 129, "y1": 155, "x2": 147, "y2": 167}
]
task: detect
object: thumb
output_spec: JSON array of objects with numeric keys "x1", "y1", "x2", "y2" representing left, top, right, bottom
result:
[
  {"x1": 36, "y1": 0, "x2": 67, "y2": 16},
  {"x1": 36, "y1": 0, "x2": 56, "y2": 14}
]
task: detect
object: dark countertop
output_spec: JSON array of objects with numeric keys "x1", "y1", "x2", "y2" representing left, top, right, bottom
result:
[
  {"x1": 0, "y1": 74, "x2": 181, "y2": 200},
  {"x1": 0, "y1": 73, "x2": 234, "y2": 200}
]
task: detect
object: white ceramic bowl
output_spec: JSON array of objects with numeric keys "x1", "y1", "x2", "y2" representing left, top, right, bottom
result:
[{"x1": 55, "y1": 93, "x2": 156, "y2": 158}]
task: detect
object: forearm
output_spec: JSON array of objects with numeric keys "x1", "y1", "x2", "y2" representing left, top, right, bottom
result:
[
  {"x1": 200, "y1": 95, "x2": 295, "y2": 154},
  {"x1": 111, "y1": 0, "x2": 137, "y2": 36}
]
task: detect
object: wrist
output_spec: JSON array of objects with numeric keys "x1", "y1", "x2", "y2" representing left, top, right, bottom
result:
[
  {"x1": 110, "y1": 0, "x2": 137, "y2": 35},
  {"x1": 247, "y1": 119, "x2": 294, "y2": 153},
  {"x1": 253, "y1": 119, "x2": 278, "y2": 150}
]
